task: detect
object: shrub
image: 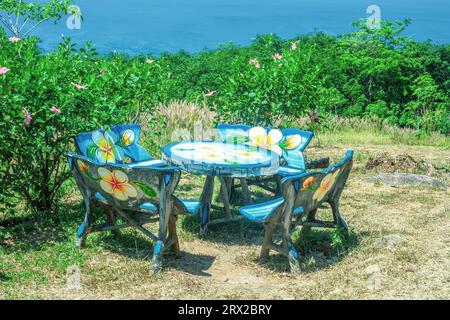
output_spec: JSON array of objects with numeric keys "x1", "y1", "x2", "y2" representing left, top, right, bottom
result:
[
  {"x1": 0, "y1": 32, "x2": 167, "y2": 212},
  {"x1": 217, "y1": 39, "x2": 344, "y2": 125}
]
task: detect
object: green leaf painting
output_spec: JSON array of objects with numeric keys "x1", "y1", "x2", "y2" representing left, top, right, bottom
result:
[{"x1": 132, "y1": 181, "x2": 158, "y2": 198}]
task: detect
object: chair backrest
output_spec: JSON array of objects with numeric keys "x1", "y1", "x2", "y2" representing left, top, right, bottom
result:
[
  {"x1": 67, "y1": 152, "x2": 179, "y2": 213},
  {"x1": 281, "y1": 150, "x2": 354, "y2": 214},
  {"x1": 217, "y1": 123, "x2": 314, "y2": 169},
  {"x1": 74, "y1": 124, "x2": 152, "y2": 165}
]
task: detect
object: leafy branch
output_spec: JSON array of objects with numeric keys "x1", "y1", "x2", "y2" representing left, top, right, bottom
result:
[{"x1": 0, "y1": 0, "x2": 76, "y2": 37}]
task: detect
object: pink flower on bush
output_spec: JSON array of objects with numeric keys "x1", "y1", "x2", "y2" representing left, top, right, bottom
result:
[
  {"x1": 22, "y1": 108, "x2": 32, "y2": 125},
  {"x1": 291, "y1": 41, "x2": 299, "y2": 50},
  {"x1": 204, "y1": 91, "x2": 216, "y2": 97},
  {"x1": 9, "y1": 37, "x2": 21, "y2": 43},
  {"x1": 50, "y1": 106, "x2": 61, "y2": 114},
  {"x1": 0, "y1": 67, "x2": 10, "y2": 75},
  {"x1": 71, "y1": 82, "x2": 87, "y2": 90},
  {"x1": 273, "y1": 53, "x2": 283, "y2": 60},
  {"x1": 249, "y1": 58, "x2": 260, "y2": 69}
]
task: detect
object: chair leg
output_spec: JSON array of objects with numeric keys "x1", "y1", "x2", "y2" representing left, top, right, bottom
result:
[
  {"x1": 282, "y1": 223, "x2": 300, "y2": 273},
  {"x1": 76, "y1": 196, "x2": 93, "y2": 248},
  {"x1": 151, "y1": 240, "x2": 164, "y2": 273},
  {"x1": 168, "y1": 214, "x2": 180, "y2": 256},
  {"x1": 260, "y1": 222, "x2": 275, "y2": 263},
  {"x1": 200, "y1": 175, "x2": 215, "y2": 235},
  {"x1": 229, "y1": 178, "x2": 238, "y2": 203},
  {"x1": 330, "y1": 198, "x2": 349, "y2": 237},
  {"x1": 219, "y1": 177, "x2": 232, "y2": 219}
]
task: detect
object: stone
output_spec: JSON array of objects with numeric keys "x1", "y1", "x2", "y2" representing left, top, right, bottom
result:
[
  {"x1": 374, "y1": 234, "x2": 407, "y2": 248},
  {"x1": 368, "y1": 173, "x2": 447, "y2": 189}
]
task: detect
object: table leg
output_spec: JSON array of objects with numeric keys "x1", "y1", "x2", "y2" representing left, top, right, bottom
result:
[
  {"x1": 240, "y1": 178, "x2": 252, "y2": 204},
  {"x1": 218, "y1": 176, "x2": 231, "y2": 219},
  {"x1": 200, "y1": 175, "x2": 215, "y2": 235}
]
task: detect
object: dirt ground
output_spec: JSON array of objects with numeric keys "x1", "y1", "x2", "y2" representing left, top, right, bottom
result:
[{"x1": 1, "y1": 143, "x2": 449, "y2": 299}]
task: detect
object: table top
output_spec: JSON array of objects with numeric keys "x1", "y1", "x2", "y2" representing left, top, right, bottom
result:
[{"x1": 162, "y1": 141, "x2": 280, "y2": 177}]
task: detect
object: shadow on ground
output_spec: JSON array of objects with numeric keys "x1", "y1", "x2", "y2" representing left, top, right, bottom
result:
[{"x1": 1, "y1": 185, "x2": 364, "y2": 276}]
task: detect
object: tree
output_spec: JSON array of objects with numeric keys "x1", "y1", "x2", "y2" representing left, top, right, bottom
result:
[{"x1": 0, "y1": 0, "x2": 75, "y2": 38}]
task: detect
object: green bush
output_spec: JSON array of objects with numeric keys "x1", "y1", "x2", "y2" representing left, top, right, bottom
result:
[
  {"x1": 0, "y1": 32, "x2": 167, "y2": 212},
  {"x1": 216, "y1": 38, "x2": 344, "y2": 125}
]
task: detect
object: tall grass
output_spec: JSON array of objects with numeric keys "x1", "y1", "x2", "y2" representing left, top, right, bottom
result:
[
  {"x1": 315, "y1": 117, "x2": 450, "y2": 148},
  {"x1": 138, "y1": 100, "x2": 218, "y2": 156}
]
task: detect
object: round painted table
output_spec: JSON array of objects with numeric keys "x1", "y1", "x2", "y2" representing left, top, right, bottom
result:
[{"x1": 162, "y1": 141, "x2": 280, "y2": 233}]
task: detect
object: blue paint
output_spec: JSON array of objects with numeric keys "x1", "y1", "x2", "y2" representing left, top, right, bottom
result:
[
  {"x1": 289, "y1": 246, "x2": 299, "y2": 260},
  {"x1": 31, "y1": 0, "x2": 450, "y2": 55},
  {"x1": 178, "y1": 199, "x2": 201, "y2": 215},
  {"x1": 153, "y1": 240, "x2": 163, "y2": 256},
  {"x1": 293, "y1": 206, "x2": 304, "y2": 215},
  {"x1": 139, "y1": 202, "x2": 158, "y2": 212},
  {"x1": 293, "y1": 180, "x2": 300, "y2": 192},
  {"x1": 67, "y1": 156, "x2": 73, "y2": 170},
  {"x1": 164, "y1": 174, "x2": 172, "y2": 186},
  {"x1": 201, "y1": 206, "x2": 209, "y2": 225},
  {"x1": 279, "y1": 128, "x2": 313, "y2": 170},
  {"x1": 277, "y1": 166, "x2": 304, "y2": 177},
  {"x1": 239, "y1": 197, "x2": 285, "y2": 223},
  {"x1": 95, "y1": 192, "x2": 108, "y2": 204},
  {"x1": 217, "y1": 124, "x2": 311, "y2": 172},
  {"x1": 74, "y1": 124, "x2": 152, "y2": 164},
  {"x1": 281, "y1": 150, "x2": 355, "y2": 184},
  {"x1": 76, "y1": 222, "x2": 86, "y2": 238}
]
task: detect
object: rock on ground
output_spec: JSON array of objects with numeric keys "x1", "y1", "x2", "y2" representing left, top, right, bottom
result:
[{"x1": 368, "y1": 173, "x2": 447, "y2": 189}]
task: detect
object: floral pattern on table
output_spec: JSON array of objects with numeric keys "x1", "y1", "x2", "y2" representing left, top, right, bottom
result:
[{"x1": 170, "y1": 142, "x2": 273, "y2": 166}]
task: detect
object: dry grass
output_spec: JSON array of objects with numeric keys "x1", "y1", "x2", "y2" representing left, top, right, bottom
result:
[{"x1": 138, "y1": 100, "x2": 218, "y2": 155}]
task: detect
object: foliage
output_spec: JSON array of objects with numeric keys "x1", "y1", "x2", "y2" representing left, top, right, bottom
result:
[
  {"x1": 0, "y1": 0, "x2": 74, "y2": 37},
  {"x1": 217, "y1": 35, "x2": 344, "y2": 125},
  {"x1": 139, "y1": 100, "x2": 218, "y2": 156},
  {"x1": 0, "y1": 32, "x2": 168, "y2": 212}
]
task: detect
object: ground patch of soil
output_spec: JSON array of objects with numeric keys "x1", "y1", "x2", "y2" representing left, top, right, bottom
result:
[{"x1": 365, "y1": 153, "x2": 440, "y2": 174}]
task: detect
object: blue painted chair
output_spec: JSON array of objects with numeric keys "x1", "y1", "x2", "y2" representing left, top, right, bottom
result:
[
  {"x1": 69, "y1": 124, "x2": 200, "y2": 271},
  {"x1": 217, "y1": 124, "x2": 316, "y2": 202},
  {"x1": 74, "y1": 124, "x2": 157, "y2": 165},
  {"x1": 239, "y1": 150, "x2": 354, "y2": 272}
]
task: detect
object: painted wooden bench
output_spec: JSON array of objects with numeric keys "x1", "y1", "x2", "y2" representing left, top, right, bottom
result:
[
  {"x1": 239, "y1": 150, "x2": 354, "y2": 272},
  {"x1": 69, "y1": 124, "x2": 199, "y2": 271}
]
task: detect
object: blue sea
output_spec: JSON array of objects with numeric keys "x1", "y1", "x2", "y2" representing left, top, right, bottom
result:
[{"x1": 28, "y1": 0, "x2": 450, "y2": 55}]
